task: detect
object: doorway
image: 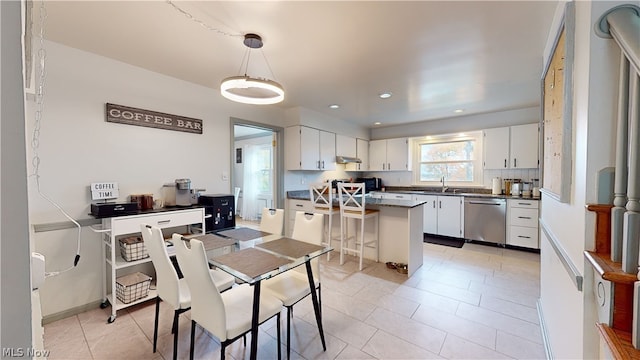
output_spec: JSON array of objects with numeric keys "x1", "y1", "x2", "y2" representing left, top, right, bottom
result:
[{"x1": 231, "y1": 118, "x2": 283, "y2": 221}]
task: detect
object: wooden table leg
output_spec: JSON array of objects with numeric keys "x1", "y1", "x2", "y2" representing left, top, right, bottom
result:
[
  {"x1": 250, "y1": 281, "x2": 261, "y2": 360},
  {"x1": 305, "y1": 261, "x2": 326, "y2": 351}
]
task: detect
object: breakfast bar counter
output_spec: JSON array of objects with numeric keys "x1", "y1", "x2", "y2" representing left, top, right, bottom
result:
[{"x1": 287, "y1": 191, "x2": 425, "y2": 276}]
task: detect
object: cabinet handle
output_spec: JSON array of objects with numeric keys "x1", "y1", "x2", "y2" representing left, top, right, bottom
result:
[
  {"x1": 439, "y1": 201, "x2": 442, "y2": 209},
  {"x1": 518, "y1": 202, "x2": 532, "y2": 206},
  {"x1": 295, "y1": 204, "x2": 303, "y2": 208},
  {"x1": 504, "y1": 159, "x2": 507, "y2": 168},
  {"x1": 514, "y1": 159, "x2": 517, "y2": 167},
  {"x1": 157, "y1": 220, "x2": 171, "y2": 225},
  {"x1": 388, "y1": 163, "x2": 391, "y2": 170},
  {"x1": 517, "y1": 235, "x2": 531, "y2": 239},
  {"x1": 322, "y1": 160, "x2": 325, "y2": 169},
  {"x1": 317, "y1": 160, "x2": 321, "y2": 169},
  {"x1": 382, "y1": 163, "x2": 385, "y2": 170},
  {"x1": 433, "y1": 200, "x2": 436, "y2": 208},
  {"x1": 517, "y1": 216, "x2": 531, "y2": 219}
]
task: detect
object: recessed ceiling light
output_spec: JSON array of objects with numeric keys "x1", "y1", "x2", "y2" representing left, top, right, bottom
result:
[
  {"x1": 454, "y1": 109, "x2": 464, "y2": 113},
  {"x1": 374, "y1": 122, "x2": 382, "y2": 125},
  {"x1": 379, "y1": 92, "x2": 392, "y2": 99},
  {"x1": 328, "y1": 104, "x2": 340, "y2": 109}
]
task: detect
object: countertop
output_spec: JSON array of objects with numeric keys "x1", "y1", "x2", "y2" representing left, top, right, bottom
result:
[
  {"x1": 286, "y1": 189, "x2": 540, "y2": 202},
  {"x1": 286, "y1": 190, "x2": 426, "y2": 208}
]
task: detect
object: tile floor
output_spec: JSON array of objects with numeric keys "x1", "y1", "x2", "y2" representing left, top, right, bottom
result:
[{"x1": 44, "y1": 224, "x2": 544, "y2": 360}]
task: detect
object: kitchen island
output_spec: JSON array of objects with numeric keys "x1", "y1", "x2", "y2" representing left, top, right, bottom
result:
[{"x1": 287, "y1": 191, "x2": 425, "y2": 276}]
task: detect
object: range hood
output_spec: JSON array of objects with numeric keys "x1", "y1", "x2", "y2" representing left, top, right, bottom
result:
[{"x1": 336, "y1": 155, "x2": 362, "y2": 164}]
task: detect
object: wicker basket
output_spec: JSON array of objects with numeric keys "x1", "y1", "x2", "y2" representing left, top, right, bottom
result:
[
  {"x1": 115, "y1": 272, "x2": 151, "y2": 304},
  {"x1": 118, "y1": 236, "x2": 148, "y2": 261}
]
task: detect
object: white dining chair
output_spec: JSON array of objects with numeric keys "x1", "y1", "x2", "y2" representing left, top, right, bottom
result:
[
  {"x1": 260, "y1": 207, "x2": 284, "y2": 235},
  {"x1": 337, "y1": 183, "x2": 379, "y2": 271},
  {"x1": 140, "y1": 224, "x2": 235, "y2": 360},
  {"x1": 173, "y1": 235, "x2": 283, "y2": 360},
  {"x1": 309, "y1": 182, "x2": 340, "y2": 260},
  {"x1": 262, "y1": 211, "x2": 324, "y2": 359}
]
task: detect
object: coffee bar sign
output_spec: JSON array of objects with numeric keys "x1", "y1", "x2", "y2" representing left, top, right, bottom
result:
[{"x1": 106, "y1": 103, "x2": 203, "y2": 134}]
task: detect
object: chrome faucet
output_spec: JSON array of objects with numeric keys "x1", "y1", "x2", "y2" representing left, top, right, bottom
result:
[{"x1": 441, "y1": 176, "x2": 448, "y2": 193}]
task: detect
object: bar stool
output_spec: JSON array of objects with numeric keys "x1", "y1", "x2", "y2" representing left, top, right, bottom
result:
[
  {"x1": 310, "y1": 183, "x2": 340, "y2": 260},
  {"x1": 337, "y1": 183, "x2": 379, "y2": 271}
]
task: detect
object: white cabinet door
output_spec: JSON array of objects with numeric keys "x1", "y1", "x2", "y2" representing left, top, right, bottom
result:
[
  {"x1": 510, "y1": 123, "x2": 539, "y2": 169},
  {"x1": 300, "y1": 126, "x2": 320, "y2": 170},
  {"x1": 319, "y1": 130, "x2": 336, "y2": 170},
  {"x1": 356, "y1": 138, "x2": 369, "y2": 171},
  {"x1": 415, "y1": 195, "x2": 438, "y2": 234},
  {"x1": 347, "y1": 138, "x2": 369, "y2": 171},
  {"x1": 483, "y1": 127, "x2": 510, "y2": 169},
  {"x1": 437, "y1": 196, "x2": 462, "y2": 238},
  {"x1": 385, "y1": 138, "x2": 408, "y2": 171},
  {"x1": 369, "y1": 140, "x2": 387, "y2": 171},
  {"x1": 336, "y1": 134, "x2": 356, "y2": 158}
]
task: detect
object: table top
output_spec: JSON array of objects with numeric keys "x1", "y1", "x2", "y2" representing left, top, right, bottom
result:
[
  {"x1": 209, "y1": 234, "x2": 331, "y2": 284},
  {"x1": 216, "y1": 227, "x2": 272, "y2": 241}
]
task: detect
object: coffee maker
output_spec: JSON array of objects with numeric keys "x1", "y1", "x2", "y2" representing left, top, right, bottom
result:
[{"x1": 175, "y1": 178, "x2": 192, "y2": 206}]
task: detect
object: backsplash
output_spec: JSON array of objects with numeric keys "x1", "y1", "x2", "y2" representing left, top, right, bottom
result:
[{"x1": 285, "y1": 166, "x2": 540, "y2": 191}]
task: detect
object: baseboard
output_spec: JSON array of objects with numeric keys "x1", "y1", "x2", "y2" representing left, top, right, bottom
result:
[
  {"x1": 42, "y1": 300, "x2": 103, "y2": 325},
  {"x1": 537, "y1": 299, "x2": 553, "y2": 359}
]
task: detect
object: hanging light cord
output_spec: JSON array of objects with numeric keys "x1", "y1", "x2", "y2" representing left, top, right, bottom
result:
[
  {"x1": 166, "y1": 0, "x2": 279, "y2": 82},
  {"x1": 31, "y1": 0, "x2": 82, "y2": 277},
  {"x1": 166, "y1": 0, "x2": 242, "y2": 38}
]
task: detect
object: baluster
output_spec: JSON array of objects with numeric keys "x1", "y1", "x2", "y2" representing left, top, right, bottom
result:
[
  {"x1": 612, "y1": 56, "x2": 630, "y2": 262},
  {"x1": 623, "y1": 71, "x2": 640, "y2": 274}
]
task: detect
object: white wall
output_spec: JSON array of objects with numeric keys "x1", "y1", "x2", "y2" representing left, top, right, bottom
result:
[
  {"x1": 27, "y1": 41, "x2": 286, "y2": 318},
  {"x1": 538, "y1": 1, "x2": 623, "y2": 358}
]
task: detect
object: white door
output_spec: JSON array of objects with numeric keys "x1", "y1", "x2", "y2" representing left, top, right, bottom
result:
[
  {"x1": 300, "y1": 126, "x2": 320, "y2": 170},
  {"x1": 369, "y1": 140, "x2": 387, "y2": 171},
  {"x1": 437, "y1": 196, "x2": 462, "y2": 238},
  {"x1": 319, "y1": 130, "x2": 336, "y2": 171},
  {"x1": 415, "y1": 195, "x2": 438, "y2": 234},
  {"x1": 385, "y1": 138, "x2": 408, "y2": 171},
  {"x1": 483, "y1": 127, "x2": 510, "y2": 169},
  {"x1": 510, "y1": 123, "x2": 539, "y2": 168}
]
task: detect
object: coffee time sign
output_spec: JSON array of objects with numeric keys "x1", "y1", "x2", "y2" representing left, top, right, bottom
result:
[{"x1": 106, "y1": 103, "x2": 203, "y2": 134}]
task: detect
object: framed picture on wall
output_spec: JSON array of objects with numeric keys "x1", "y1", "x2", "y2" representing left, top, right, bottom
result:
[
  {"x1": 540, "y1": 1, "x2": 574, "y2": 203},
  {"x1": 236, "y1": 148, "x2": 242, "y2": 163}
]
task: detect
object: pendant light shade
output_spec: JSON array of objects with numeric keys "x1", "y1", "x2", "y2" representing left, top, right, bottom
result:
[
  {"x1": 221, "y1": 34, "x2": 284, "y2": 105},
  {"x1": 220, "y1": 76, "x2": 284, "y2": 105}
]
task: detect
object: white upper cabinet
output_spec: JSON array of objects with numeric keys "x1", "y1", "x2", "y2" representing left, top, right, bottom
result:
[
  {"x1": 483, "y1": 127, "x2": 510, "y2": 169},
  {"x1": 483, "y1": 123, "x2": 539, "y2": 169},
  {"x1": 285, "y1": 126, "x2": 336, "y2": 170},
  {"x1": 510, "y1": 123, "x2": 539, "y2": 169},
  {"x1": 345, "y1": 138, "x2": 369, "y2": 171},
  {"x1": 369, "y1": 138, "x2": 409, "y2": 171},
  {"x1": 336, "y1": 134, "x2": 357, "y2": 157}
]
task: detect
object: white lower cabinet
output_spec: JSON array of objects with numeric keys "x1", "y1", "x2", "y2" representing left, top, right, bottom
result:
[
  {"x1": 286, "y1": 198, "x2": 313, "y2": 237},
  {"x1": 506, "y1": 199, "x2": 539, "y2": 248},
  {"x1": 414, "y1": 194, "x2": 463, "y2": 238}
]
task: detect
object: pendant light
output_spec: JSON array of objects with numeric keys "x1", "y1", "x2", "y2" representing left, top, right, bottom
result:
[{"x1": 220, "y1": 34, "x2": 284, "y2": 105}]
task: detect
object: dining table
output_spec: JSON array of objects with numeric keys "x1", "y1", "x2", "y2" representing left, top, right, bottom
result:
[{"x1": 210, "y1": 227, "x2": 331, "y2": 360}]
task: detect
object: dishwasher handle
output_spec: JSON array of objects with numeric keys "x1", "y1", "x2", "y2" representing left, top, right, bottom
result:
[{"x1": 467, "y1": 201, "x2": 504, "y2": 205}]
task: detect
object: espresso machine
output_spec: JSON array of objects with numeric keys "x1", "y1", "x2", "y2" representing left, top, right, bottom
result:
[{"x1": 175, "y1": 178, "x2": 192, "y2": 206}]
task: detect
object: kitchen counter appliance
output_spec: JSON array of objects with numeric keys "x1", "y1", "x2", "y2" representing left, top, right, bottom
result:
[
  {"x1": 464, "y1": 197, "x2": 506, "y2": 245},
  {"x1": 198, "y1": 194, "x2": 235, "y2": 232},
  {"x1": 356, "y1": 177, "x2": 382, "y2": 193}
]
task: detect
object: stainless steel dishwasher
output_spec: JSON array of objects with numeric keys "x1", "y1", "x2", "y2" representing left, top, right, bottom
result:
[{"x1": 464, "y1": 197, "x2": 506, "y2": 245}]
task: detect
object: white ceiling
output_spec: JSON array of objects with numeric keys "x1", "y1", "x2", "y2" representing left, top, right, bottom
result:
[{"x1": 33, "y1": 1, "x2": 558, "y2": 128}]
